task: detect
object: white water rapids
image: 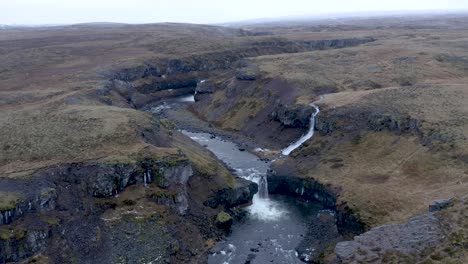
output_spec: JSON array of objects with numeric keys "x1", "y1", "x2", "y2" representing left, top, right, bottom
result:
[{"x1": 281, "y1": 103, "x2": 320, "y2": 156}]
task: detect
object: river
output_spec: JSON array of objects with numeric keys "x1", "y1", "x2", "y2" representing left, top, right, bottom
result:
[{"x1": 150, "y1": 90, "x2": 337, "y2": 263}]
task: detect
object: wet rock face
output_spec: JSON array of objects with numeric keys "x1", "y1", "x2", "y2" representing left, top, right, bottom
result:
[
  {"x1": 54, "y1": 163, "x2": 139, "y2": 198},
  {"x1": 272, "y1": 104, "x2": 316, "y2": 128},
  {"x1": 156, "y1": 162, "x2": 193, "y2": 189},
  {"x1": 205, "y1": 178, "x2": 258, "y2": 209},
  {"x1": 133, "y1": 75, "x2": 198, "y2": 94},
  {"x1": 267, "y1": 174, "x2": 336, "y2": 207},
  {"x1": 267, "y1": 172, "x2": 366, "y2": 236},
  {"x1": 48, "y1": 159, "x2": 193, "y2": 202},
  {"x1": 335, "y1": 213, "x2": 444, "y2": 263},
  {"x1": 0, "y1": 189, "x2": 57, "y2": 226},
  {"x1": 153, "y1": 162, "x2": 194, "y2": 215}
]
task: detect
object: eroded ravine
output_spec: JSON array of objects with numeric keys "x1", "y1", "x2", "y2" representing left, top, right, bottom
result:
[{"x1": 148, "y1": 91, "x2": 341, "y2": 263}]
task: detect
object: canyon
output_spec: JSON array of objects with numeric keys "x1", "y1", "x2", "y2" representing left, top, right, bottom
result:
[{"x1": 1, "y1": 14, "x2": 468, "y2": 264}]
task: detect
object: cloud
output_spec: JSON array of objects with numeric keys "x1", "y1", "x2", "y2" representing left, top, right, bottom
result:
[{"x1": 1, "y1": 0, "x2": 467, "y2": 25}]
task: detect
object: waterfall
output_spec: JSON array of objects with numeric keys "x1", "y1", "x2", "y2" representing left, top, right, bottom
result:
[
  {"x1": 147, "y1": 169, "x2": 152, "y2": 182},
  {"x1": 258, "y1": 174, "x2": 269, "y2": 198},
  {"x1": 281, "y1": 103, "x2": 320, "y2": 156},
  {"x1": 179, "y1": 79, "x2": 204, "y2": 102}
]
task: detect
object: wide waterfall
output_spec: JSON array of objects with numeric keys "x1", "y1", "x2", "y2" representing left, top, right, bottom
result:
[{"x1": 281, "y1": 103, "x2": 320, "y2": 156}]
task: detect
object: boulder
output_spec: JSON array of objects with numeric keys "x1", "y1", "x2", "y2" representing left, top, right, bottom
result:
[
  {"x1": 215, "y1": 211, "x2": 233, "y2": 230},
  {"x1": 335, "y1": 241, "x2": 359, "y2": 263},
  {"x1": 195, "y1": 80, "x2": 216, "y2": 94},
  {"x1": 204, "y1": 178, "x2": 258, "y2": 208},
  {"x1": 235, "y1": 66, "x2": 259, "y2": 81},
  {"x1": 429, "y1": 198, "x2": 454, "y2": 212},
  {"x1": 194, "y1": 80, "x2": 216, "y2": 102}
]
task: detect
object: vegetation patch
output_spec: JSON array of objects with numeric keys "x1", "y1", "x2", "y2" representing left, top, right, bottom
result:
[{"x1": 0, "y1": 191, "x2": 23, "y2": 211}]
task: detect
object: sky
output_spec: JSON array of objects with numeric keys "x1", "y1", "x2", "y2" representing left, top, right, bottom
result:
[{"x1": 1, "y1": 0, "x2": 468, "y2": 25}]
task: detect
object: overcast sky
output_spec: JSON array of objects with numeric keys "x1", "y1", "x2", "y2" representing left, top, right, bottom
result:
[{"x1": 1, "y1": 0, "x2": 468, "y2": 25}]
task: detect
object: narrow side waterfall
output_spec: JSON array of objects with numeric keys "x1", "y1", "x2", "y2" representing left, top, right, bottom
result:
[
  {"x1": 178, "y1": 79, "x2": 205, "y2": 102},
  {"x1": 258, "y1": 175, "x2": 269, "y2": 198},
  {"x1": 235, "y1": 168, "x2": 269, "y2": 199},
  {"x1": 282, "y1": 103, "x2": 320, "y2": 156}
]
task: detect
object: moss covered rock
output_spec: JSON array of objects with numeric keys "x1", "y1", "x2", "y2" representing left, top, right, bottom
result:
[{"x1": 215, "y1": 211, "x2": 233, "y2": 230}]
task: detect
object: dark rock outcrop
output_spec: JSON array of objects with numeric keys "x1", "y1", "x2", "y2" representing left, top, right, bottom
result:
[
  {"x1": 0, "y1": 228, "x2": 50, "y2": 263},
  {"x1": 194, "y1": 80, "x2": 216, "y2": 102},
  {"x1": 195, "y1": 80, "x2": 215, "y2": 94},
  {"x1": 107, "y1": 37, "x2": 376, "y2": 106},
  {"x1": 272, "y1": 104, "x2": 316, "y2": 128},
  {"x1": 267, "y1": 172, "x2": 365, "y2": 236},
  {"x1": 204, "y1": 178, "x2": 258, "y2": 209},
  {"x1": 315, "y1": 114, "x2": 335, "y2": 135},
  {"x1": 235, "y1": 66, "x2": 259, "y2": 81},
  {"x1": 1, "y1": 156, "x2": 194, "y2": 227},
  {"x1": 315, "y1": 109, "x2": 421, "y2": 137},
  {"x1": 296, "y1": 211, "x2": 342, "y2": 263},
  {"x1": 133, "y1": 75, "x2": 198, "y2": 94},
  {"x1": 267, "y1": 174, "x2": 336, "y2": 207},
  {"x1": 0, "y1": 189, "x2": 57, "y2": 226},
  {"x1": 111, "y1": 63, "x2": 161, "y2": 82},
  {"x1": 429, "y1": 198, "x2": 454, "y2": 212},
  {"x1": 367, "y1": 113, "x2": 420, "y2": 134}
]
